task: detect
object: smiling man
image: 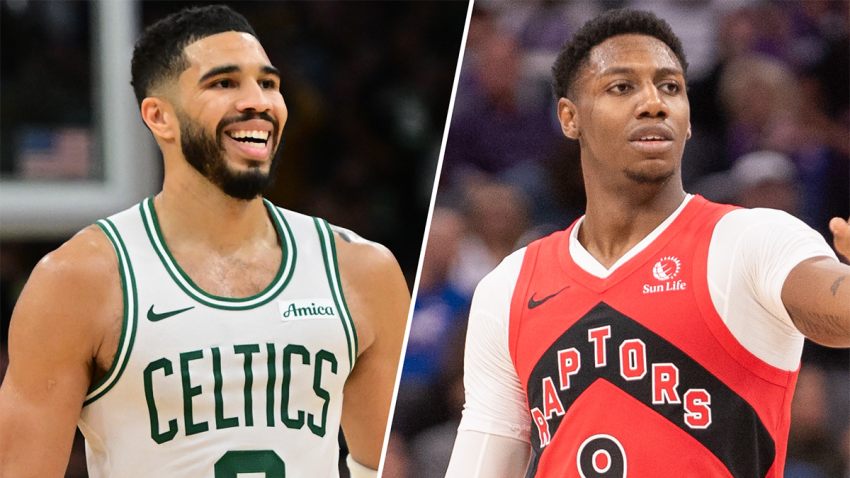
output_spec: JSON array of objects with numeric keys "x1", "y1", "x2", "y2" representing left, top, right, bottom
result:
[
  {"x1": 445, "y1": 9, "x2": 850, "y2": 478},
  {"x1": 0, "y1": 6, "x2": 409, "y2": 477}
]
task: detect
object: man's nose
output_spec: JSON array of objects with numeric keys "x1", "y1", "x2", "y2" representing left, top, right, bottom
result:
[
  {"x1": 236, "y1": 80, "x2": 273, "y2": 113},
  {"x1": 636, "y1": 84, "x2": 668, "y2": 119}
]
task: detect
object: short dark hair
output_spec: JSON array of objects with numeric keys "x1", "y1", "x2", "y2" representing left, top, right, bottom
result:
[
  {"x1": 552, "y1": 9, "x2": 688, "y2": 99},
  {"x1": 130, "y1": 5, "x2": 257, "y2": 107}
]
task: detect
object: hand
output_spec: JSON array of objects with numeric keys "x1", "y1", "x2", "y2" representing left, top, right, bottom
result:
[{"x1": 829, "y1": 217, "x2": 850, "y2": 260}]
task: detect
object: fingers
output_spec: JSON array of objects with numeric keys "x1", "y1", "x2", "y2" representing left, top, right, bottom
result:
[
  {"x1": 829, "y1": 217, "x2": 850, "y2": 260},
  {"x1": 829, "y1": 217, "x2": 849, "y2": 235}
]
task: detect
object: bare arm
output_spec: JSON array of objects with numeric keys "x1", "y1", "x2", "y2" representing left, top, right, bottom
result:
[
  {"x1": 334, "y1": 230, "x2": 410, "y2": 470},
  {"x1": 781, "y1": 216, "x2": 850, "y2": 348},
  {"x1": 0, "y1": 227, "x2": 120, "y2": 477},
  {"x1": 782, "y1": 257, "x2": 850, "y2": 348}
]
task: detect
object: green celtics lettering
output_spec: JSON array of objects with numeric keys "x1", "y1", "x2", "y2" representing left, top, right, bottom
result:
[{"x1": 143, "y1": 343, "x2": 337, "y2": 444}]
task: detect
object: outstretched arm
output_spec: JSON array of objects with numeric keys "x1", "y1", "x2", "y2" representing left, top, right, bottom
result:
[
  {"x1": 334, "y1": 229, "x2": 410, "y2": 471},
  {"x1": 782, "y1": 257, "x2": 849, "y2": 347},
  {"x1": 0, "y1": 227, "x2": 120, "y2": 477},
  {"x1": 782, "y1": 217, "x2": 850, "y2": 347}
]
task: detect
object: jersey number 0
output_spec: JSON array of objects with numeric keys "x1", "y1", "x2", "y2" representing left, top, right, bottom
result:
[
  {"x1": 214, "y1": 450, "x2": 285, "y2": 477},
  {"x1": 577, "y1": 435, "x2": 626, "y2": 478}
]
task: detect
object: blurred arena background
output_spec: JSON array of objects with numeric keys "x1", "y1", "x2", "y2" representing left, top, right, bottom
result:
[
  {"x1": 0, "y1": 1, "x2": 469, "y2": 476},
  {"x1": 389, "y1": 1, "x2": 850, "y2": 478}
]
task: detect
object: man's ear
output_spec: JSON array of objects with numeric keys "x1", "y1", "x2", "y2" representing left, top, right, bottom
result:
[
  {"x1": 686, "y1": 123, "x2": 692, "y2": 140},
  {"x1": 140, "y1": 97, "x2": 178, "y2": 143},
  {"x1": 558, "y1": 97, "x2": 580, "y2": 140}
]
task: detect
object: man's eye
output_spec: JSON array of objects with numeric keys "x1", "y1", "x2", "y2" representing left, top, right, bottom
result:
[
  {"x1": 260, "y1": 79, "x2": 277, "y2": 89},
  {"x1": 214, "y1": 79, "x2": 234, "y2": 88},
  {"x1": 660, "y1": 82, "x2": 680, "y2": 93},
  {"x1": 610, "y1": 83, "x2": 630, "y2": 94}
]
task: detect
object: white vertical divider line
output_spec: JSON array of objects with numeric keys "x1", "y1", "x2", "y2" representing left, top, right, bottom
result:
[{"x1": 376, "y1": 1, "x2": 477, "y2": 476}]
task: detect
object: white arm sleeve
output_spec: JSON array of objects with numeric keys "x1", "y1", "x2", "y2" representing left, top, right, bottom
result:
[
  {"x1": 445, "y1": 431, "x2": 531, "y2": 478},
  {"x1": 457, "y1": 249, "x2": 531, "y2": 440},
  {"x1": 707, "y1": 208, "x2": 838, "y2": 371}
]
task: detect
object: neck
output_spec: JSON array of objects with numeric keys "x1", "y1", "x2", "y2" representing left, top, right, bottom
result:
[
  {"x1": 579, "y1": 173, "x2": 686, "y2": 269},
  {"x1": 156, "y1": 161, "x2": 274, "y2": 254}
]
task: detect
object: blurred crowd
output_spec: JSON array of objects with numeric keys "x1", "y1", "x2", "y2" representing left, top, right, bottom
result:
[
  {"x1": 389, "y1": 1, "x2": 850, "y2": 477},
  {"x1": 0, "y1": 1, "x2": 468, "y2": 477}
]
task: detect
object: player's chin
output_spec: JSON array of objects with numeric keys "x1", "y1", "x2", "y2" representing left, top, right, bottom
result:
[
  {"x1": 623, "y1": 161, "x2": 676, "y2": 185},
  {"x1": 225, "y1": 152, "x2": 273, "y2": 172}
]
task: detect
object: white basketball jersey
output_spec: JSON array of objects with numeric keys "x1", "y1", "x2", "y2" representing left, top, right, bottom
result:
[{"x1": 78, "y1": 197, "x2": 357, "y2": 477}]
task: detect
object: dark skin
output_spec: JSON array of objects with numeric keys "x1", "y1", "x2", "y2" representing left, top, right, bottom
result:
[
  {"x1": 446, "y1": 35, "x2": 690, "y2": 478},
  {"x1": 782, "y1": 257, "x2": 848, "y2": 347},
  {"x1": 558, "y1": 34, "x2": 690, "y2": 268},
  {"x1": 557, "y1": 34, "x2": 848, "y2": 347},
  {"x1": 446, "y1": 31, "x2": 848, "y2": 478}
]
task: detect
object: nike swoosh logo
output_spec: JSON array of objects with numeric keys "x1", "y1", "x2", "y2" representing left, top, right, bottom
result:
[
  {"x1": 527, "y1": 286, "x2": 570, "y2": 309},
  {"x1": 147, "y1": 305, "x2": 195, "y2": 322}
]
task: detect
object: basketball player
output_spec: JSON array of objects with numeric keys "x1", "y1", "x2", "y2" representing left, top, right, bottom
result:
[
  {"x1": 0, "y1": 6, "x2": 409, "y2": 477},
  {"x1": 445, "y1": 9, "x2": 850, "y2": 478}
]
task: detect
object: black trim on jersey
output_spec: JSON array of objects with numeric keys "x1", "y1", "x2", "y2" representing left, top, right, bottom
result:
[{"x1": 525, "y1": 302, "x2": 775, "y2": 478}]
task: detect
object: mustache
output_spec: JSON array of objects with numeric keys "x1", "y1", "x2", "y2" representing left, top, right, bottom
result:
[{"x1": 215, "y1": 112, "x2": 280, "y2": 143}]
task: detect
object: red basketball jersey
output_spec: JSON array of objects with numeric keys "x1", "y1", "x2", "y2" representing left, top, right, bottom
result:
[{"x1": 509, "y1": 196, "x2": 798, "y2": 478}]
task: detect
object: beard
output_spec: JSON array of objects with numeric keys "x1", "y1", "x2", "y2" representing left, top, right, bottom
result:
[
  {"x1": 177, "y1": 111, "x2": 281, "y2": 201},
  {"x1": 623, "y1": 165, "x2": 675, "y2": 185}
]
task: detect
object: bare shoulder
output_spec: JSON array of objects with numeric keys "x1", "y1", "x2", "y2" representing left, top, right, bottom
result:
[
  {"x1": 0, "y1": 226, "x2": 123, "y2": 475},
  {"x1": 330, "y1": 225, "x2": 410, "y2": 354},
  {"x1": 26, "y1": 225, "x2": 120, "y2": 306},
  {"x1": 9, "y1": 225, "x2": 123, "y2": 379},
  {"x1": 331, "y1": 225, "x2": 403, "y2": 281}
]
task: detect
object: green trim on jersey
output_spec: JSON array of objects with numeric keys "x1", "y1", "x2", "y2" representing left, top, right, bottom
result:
[
  {"x1": 314, "y1": 218, "x2": 358, "y2": 370},
  {"x1": 140, "y1": 197, "x2": 297, "y2": 310},
  {"x1": 85, "y1": 219, "x2": 139, "y2": 405}
]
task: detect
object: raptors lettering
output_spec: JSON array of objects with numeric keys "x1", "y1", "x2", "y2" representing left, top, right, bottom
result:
[
  {"x1": 522, "y1": 301, "x2": 777, "y2": 476},
  {"x1": 530, "y1": 323, "x2": 712, "y2": 446}
]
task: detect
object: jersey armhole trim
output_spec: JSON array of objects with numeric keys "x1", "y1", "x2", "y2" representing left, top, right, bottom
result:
[
  {"x1": 84, "y1": 219, "x2": 139, "y2": 405},
  {"x1": 314, "y1": 218, "x2": 358, "y2": 371}
]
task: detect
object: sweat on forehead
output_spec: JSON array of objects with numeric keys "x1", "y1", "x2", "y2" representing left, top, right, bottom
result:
[{"x1": 552, "y1": 9, "x2": 688, "y2": 100}]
